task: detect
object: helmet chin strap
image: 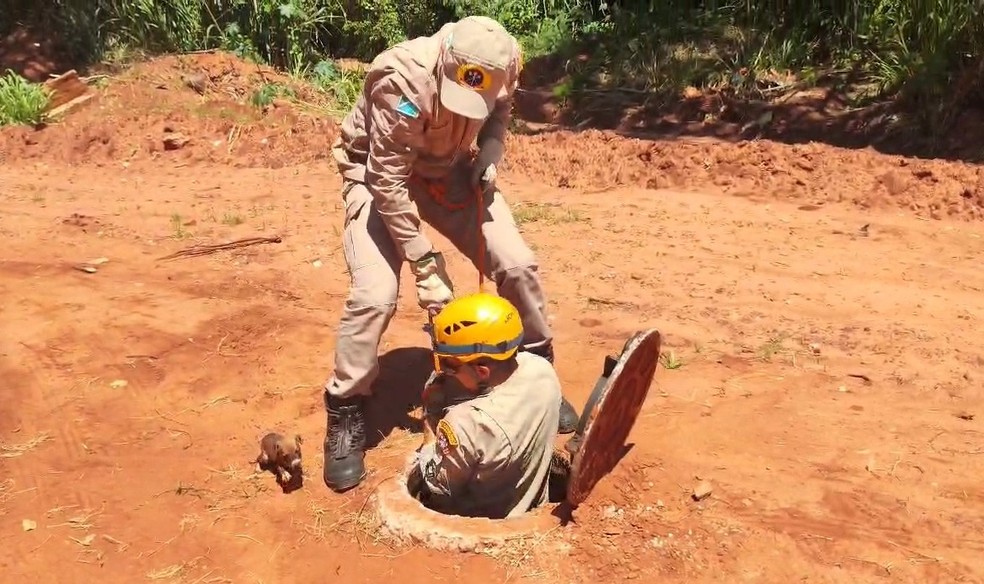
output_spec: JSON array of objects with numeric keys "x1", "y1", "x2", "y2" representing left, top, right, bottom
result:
[{"x1": 427, "y1": 304, "x2": 442, "y2": 373}]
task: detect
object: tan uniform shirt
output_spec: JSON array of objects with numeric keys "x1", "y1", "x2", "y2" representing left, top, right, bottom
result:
[
  {"x1": 416, "y1": 352, "x2": 562, "y2": 519},
  {"x1": 331, "y1": 22, "x2": 521, "y2": 262}
]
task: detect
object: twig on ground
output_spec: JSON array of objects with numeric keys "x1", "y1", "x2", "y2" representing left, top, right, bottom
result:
[
  {"x1": 158, "y1": 235, "x2": 283, "y2": 261},
  {"x1": 888, "y1": 540, "x2": 943, "y2": 564},
  {"x1": 102, "y1": 534, "x2": 129, "y2": 552},
  {"x1": 355, "y1": 475, "x2": 397, "y2": 552},
  {"x1": 137, "y1": 535, "x2": 179, "y2": 559},
  {"x1": 801, "y1": 533, "x2": 834, "y2": 541},
  {"x1": 154, "y1": 409, "x2": 187, "y2": 426},
  {"x1": 847, "y1": 556, "x2": 893, "y2": 574}
]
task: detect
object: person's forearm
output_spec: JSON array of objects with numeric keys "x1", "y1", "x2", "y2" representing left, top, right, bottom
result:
[
  {"x1": 365, "y1": 176, "x2": 433, "y2": 261},
  {"x1": 477, "y1": 96, "x2": 510, "y2": 149},
  {"x1": 364, "y1": 78, "x2": 434, "y2": 262}
]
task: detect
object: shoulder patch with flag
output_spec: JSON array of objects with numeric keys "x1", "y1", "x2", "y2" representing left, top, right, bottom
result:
[{"x1": 395, "y1": 96, "x2": 420, "y2": 119}]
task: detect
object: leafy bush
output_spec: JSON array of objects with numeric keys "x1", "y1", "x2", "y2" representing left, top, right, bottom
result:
[
  {"x1": 0, "y1": 71, "x2": 51, "y2": 127},
  {"x1": 1, "y1": 0, "x2": 981, "y2": 135}
]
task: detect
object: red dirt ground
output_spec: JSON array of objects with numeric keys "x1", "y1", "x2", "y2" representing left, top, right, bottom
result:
[{"x1": 2, "y1": 52, "x2": 983, "y2": 583}]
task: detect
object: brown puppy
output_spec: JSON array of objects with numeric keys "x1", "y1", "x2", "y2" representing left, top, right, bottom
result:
[{"x1": 255, "y1": 432, "x2": 303, "y2": 484}]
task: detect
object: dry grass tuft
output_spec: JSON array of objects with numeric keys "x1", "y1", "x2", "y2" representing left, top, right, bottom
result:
[{"x1": 0, "y1": 431, "x2": 52, "y2": 458}]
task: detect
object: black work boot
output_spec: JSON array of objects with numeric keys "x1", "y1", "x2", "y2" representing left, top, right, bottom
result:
[
  {"x1": 323, "y1": 394, "x2": 368, "y2": 492},
  {"x1": 520, "y1": 342, "x2": 579, "y2": 435}
]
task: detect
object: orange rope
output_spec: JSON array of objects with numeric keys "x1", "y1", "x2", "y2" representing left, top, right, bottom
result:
[
  {"x1": 410, "y1": 175, "x2": 488, "y2": 294},
  {"x1": 415, "y1": 175, "x2": 488, "y2": 375},
  {"x1": 476, "y1": 183, "x2": 487, "y2": 293}
]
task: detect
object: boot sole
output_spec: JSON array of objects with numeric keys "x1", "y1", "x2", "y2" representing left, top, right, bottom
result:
[{"x1": 325, "y1": 471, "x2": 367, "y2": 493}]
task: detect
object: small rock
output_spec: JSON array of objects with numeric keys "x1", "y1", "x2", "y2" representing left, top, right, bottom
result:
[
  {"x1": 795, "y1": 159, "x2": 815, "y2": 172},
  {"x1": 692, "y1": 481, "x2": 713, "y2": 501},
  {"x1": 183, "y1": 72, "x2": 207, "y2": 94},
  {"x1": 76, "y1": 534, "x2": 96, "y2": 546},
  {"x1": 22, "y1": 519, "x2": 36, "y2": 531},
  {"x1": 602, "y1": 505, "x2": 622, "y2": 519},
  {"x1": 163, "y1": 132, "x2": 190, "y2": 151},
  {"x1": 312, "y1": 260, "x2": 323, "y2": 268},
  {"x1": 956, "y1": 411, "x2": 975, "y2": 421},
  {"x1": 109, "y1": 379, "x2": 128, "y2": 389}
]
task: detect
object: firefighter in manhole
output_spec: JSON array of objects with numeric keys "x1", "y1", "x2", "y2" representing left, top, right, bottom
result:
[{"x1": 407, "y1": 291, "x2": 569, "y2": 518}]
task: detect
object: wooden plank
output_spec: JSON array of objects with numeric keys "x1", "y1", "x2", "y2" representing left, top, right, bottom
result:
[
  {"x1": 43, "y1": 69, "x2": 91, "y2": 112},
  {"x1": 47, "y1": 92, "x2": 96, "y2": 119}
]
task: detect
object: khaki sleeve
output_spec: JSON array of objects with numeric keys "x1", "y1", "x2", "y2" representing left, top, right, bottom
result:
[
  {"x1": 476, "y1": 44, "x2": 521, "y2": 149},
  {"x1": 365, "y1": 75, "x2": 434, "y2": 262},
  {"x1": 416, "y1": 407, "x2": 506, "y2": 501}
]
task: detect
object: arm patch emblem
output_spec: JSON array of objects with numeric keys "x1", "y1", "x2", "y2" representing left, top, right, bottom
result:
[
  {"x1": 436, "y1": 419, "x2": 459, "y2": 455},
  {"x1": 424, "y1": 459, "x2": 438, "y2": 481}
]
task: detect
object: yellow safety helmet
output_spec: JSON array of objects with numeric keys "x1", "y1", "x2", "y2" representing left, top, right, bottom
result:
[{"x1": 431, "y1": 292, "x2": 524, "y2": 364}]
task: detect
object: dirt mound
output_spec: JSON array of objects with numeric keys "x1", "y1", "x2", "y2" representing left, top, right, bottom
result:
[
  {"x1": 0, "y1": 52, "x2": 338, "y2": 168},
  {"x1": 503, "y1": 130, "x2": 984, "y2": 220},
  {"x1": 2, "y1": 50, "x2": 983, "y2": 221}
]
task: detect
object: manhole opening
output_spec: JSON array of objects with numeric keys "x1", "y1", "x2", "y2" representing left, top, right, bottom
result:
[
  {"x1": 404, "y1": 452, "x2": 570, "y2": 517},
  {"x1": 373, "y1": 453, "x2": 564, "y2": 553}
]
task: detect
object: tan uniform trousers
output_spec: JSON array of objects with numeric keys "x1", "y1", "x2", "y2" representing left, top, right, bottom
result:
[{"x1": 325, "y1": 171, "x2": 551, "y2": 399}]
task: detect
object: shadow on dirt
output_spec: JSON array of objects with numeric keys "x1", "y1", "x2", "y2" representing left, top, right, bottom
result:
[
  {"x1": 365, "y1": 346, "x2": 433, "y2": 449},
  {"x1": 515, "y1": 51, "x2": 984, "y2": 165}
]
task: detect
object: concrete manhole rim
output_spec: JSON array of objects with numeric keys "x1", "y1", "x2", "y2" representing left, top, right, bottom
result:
[{"x1": 372, "y1": 452, "x2": 561, "y2": 553}]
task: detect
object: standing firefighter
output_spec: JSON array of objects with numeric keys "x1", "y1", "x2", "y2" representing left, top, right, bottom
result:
[
  {"x1": 322, "y1": 15, "x2": 579, "y2": 493},
  {"x1": 412, "y1": 292, "x2": 561, "y2": 517}
]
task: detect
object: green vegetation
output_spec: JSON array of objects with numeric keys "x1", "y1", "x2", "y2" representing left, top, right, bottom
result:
[
  {"x1": 0, "y1": 70, "x2": 51, "y2": 126},
  {"x1": 2, "y1": 0, "x2": 982, "y2": 139}
]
